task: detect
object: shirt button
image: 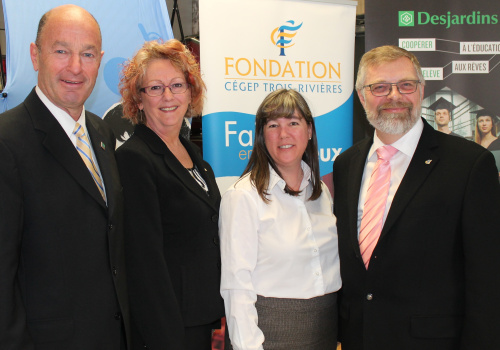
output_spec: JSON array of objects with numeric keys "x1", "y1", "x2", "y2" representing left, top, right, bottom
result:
[
  {"x1": 213, "y1": 237, "x2": 220, "y2": 246},
  {"x1": 211, "y1": 214, "x2": 218, "y2": 222},
  {"x1": 112, "y1": 266, "x2": 117, "y2": 276},
  {"x1": 366, "y1": 293, "x2": 373, "y2": 301},
  {"x1": 313, "y1": 249, "x2": 318, "y2": 253},
  {"x1": 114, "y1": 312, "x2": 122, "y2": 320},
  {"x1": 315, "y1": 272, "x2": 320, "y2": 276}
]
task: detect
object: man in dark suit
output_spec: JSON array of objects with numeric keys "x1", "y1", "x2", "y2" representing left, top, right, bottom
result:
[
  {"x1": 333, "y1": 45, "x2": 500, "y2": 350},
  {"x1": 0, "y1": 5, "x2": 129, "y2": 349}
]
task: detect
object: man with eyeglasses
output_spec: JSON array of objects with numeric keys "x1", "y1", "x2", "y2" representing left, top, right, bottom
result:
[{"x1": 332, "y1": 45, "x2": 500, "y2": 350}]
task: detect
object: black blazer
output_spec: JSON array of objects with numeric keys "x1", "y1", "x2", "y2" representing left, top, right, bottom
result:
[
  {"x1": 333, "y1": 119, "x2": 500, "y2": 350},
  {"x1": 0, "y1": 88, "x2": 130, "y2": 350},
  {"x1": 115, "y1": 124, "x2": 225, "y2": 349}
]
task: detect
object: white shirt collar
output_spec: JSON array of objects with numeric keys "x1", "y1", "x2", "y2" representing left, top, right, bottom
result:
[
  {"x1": 35, "y1": 86, "x2": 87, "y2": 138},
  {"x1": 369, "y1": 117, "x2": 424, "y2": 160},
  {"x1": 269, "y1": 161, "x2": 312, "y2": 192}
]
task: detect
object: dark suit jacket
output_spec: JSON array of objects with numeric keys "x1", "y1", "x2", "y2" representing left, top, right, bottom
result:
[
  {"x1": 333, "y1": 119, "x2": 500, "y2": 350},
  {"x1": 487, "y1": 137, "x2": 500, "y2": 151},
  {"x1": 115, "y1": 124, "x2": 225, "y2": 349},
  {"x1": 0, "y1": 88, "x2": 130, "y2": 350}
]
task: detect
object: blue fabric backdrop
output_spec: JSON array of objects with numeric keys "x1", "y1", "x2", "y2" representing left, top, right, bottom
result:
[{"x1": 1, "y1": 0, "x2": 174, "y2": 117}]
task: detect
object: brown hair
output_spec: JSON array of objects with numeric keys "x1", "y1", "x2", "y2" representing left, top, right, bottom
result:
[
  {"x1": 242, "y1": 89, "x2": 322, "y2": 203},
  {"x1": 119, "y1": 39, "x2": 205, "y2": 124},
  {"x1": 475, "y1": 116, "x2": 498, "y2": 143}
]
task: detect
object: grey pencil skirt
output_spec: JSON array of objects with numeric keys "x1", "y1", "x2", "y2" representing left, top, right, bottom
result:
[{"x1": 255, "y1": 292, "x2": 338, "y2": 350}]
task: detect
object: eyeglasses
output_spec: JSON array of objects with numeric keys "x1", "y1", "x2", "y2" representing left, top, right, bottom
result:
[
  {"x1": 363, "y1": 80, "x2": 420, "y2": 97},
  {"x1": 139, "y1": 82, "x2": 189, "y2": 97}
]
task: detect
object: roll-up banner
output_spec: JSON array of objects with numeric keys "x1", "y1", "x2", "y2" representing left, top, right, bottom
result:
[
  {"x1": 366, "y1": 2, "x2": 500, "y2": 174},
  {"x1": 200, "y1": 0, "x2": 357, "y2": 192}
]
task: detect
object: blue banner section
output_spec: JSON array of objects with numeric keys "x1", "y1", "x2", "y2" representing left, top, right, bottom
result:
[
  {"x1": 1, "y1": 0, "x2": 173, "y2": 117},
  {"x1": 203, "y1": 111, "x2": 256, "y2": 178},
  {"x1": 204, "y1": 94, "x2": 353, "y2": 178},
  {"x1": 316, "y1": 94, "x2": 353, "y2": 177}
]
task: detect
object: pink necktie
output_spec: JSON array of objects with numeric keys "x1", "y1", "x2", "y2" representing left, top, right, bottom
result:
[{"x1": 359, "y1": 145, "x2": 398, "y2": 269}]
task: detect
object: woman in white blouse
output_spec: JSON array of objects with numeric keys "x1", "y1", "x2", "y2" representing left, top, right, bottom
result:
[{"x1": 219, "y1": 89, "x2": 341, "y2": 350}]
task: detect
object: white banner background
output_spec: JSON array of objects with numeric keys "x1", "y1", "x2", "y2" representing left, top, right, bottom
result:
[{"x1": 200, "y1": 0, "x2": 357, "y2": 192}]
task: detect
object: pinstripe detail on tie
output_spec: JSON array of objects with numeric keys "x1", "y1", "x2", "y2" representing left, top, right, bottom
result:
[
  {"x1": 73, "y1": 123, "x2": 106, "y2": 200},
  {"x1": 359, "y1": 145, "x2": 398, "y2": 269}
]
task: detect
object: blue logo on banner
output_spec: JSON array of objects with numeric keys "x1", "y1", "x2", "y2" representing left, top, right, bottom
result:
[{"x1": 271, "y1": 20, "x2": 303, "y2": 56}]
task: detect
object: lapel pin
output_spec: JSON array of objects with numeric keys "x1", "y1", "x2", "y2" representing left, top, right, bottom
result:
[
  {"x1": 425, "y1": 159, "x2": 432, "y2": 164},
  {"x1": 204, "y1": 168, "x2": 207, "y2": 171},
  {"x1": 100, "y1": 142, "x2": 106, "y2": 150}
]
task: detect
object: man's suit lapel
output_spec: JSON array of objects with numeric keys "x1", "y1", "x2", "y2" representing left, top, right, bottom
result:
[
  {"x1": 26, "y1": 89, "x2": 106, "y2": 209},
  {"x1": 347, "y1": 138, "x2": 373, "y2": 258},
  {"x1": 380, "y1": 120, "x2": 439, "y2": 239}
]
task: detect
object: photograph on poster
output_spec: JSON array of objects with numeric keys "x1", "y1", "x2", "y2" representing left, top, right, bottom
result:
[
  {"x1": 422, "y1": 88, "x2": 472, "y2": 138},
  {"x1": 422, "y1": 88, "x2": 500, "y2": 178},
  {"x1": 423, "y1": 88, "x2": 500, "y2": 142}
]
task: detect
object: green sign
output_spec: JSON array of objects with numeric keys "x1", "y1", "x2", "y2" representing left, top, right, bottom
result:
[{"x1": 399, "y1": 11, "x2": 415, "y2": 26}]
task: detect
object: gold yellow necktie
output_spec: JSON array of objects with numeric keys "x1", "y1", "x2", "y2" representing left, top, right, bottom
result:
[{"x1": 73, "y1": 123, "x2": 106, "y2": 201}]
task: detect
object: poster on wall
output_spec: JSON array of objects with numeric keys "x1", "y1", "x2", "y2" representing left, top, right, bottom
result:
[
  {"x1": 200, "y1": 0, "x2": 357, "y2": 192},
  {"x1": 365, "y1": 1, "x2": 500, "y2": 173}
]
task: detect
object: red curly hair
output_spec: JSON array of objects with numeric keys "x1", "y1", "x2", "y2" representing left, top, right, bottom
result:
[{"x1": 119, "y1": 39, "x2": 205, "y2": 125}]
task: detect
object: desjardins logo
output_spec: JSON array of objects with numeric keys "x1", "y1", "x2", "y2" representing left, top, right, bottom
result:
[
  {"x1": 399, "y1": 10, "x2": 498, "y2": 29},
  {"x1": 399, "y1": 11, "x2": 414, "y2": 27}
]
